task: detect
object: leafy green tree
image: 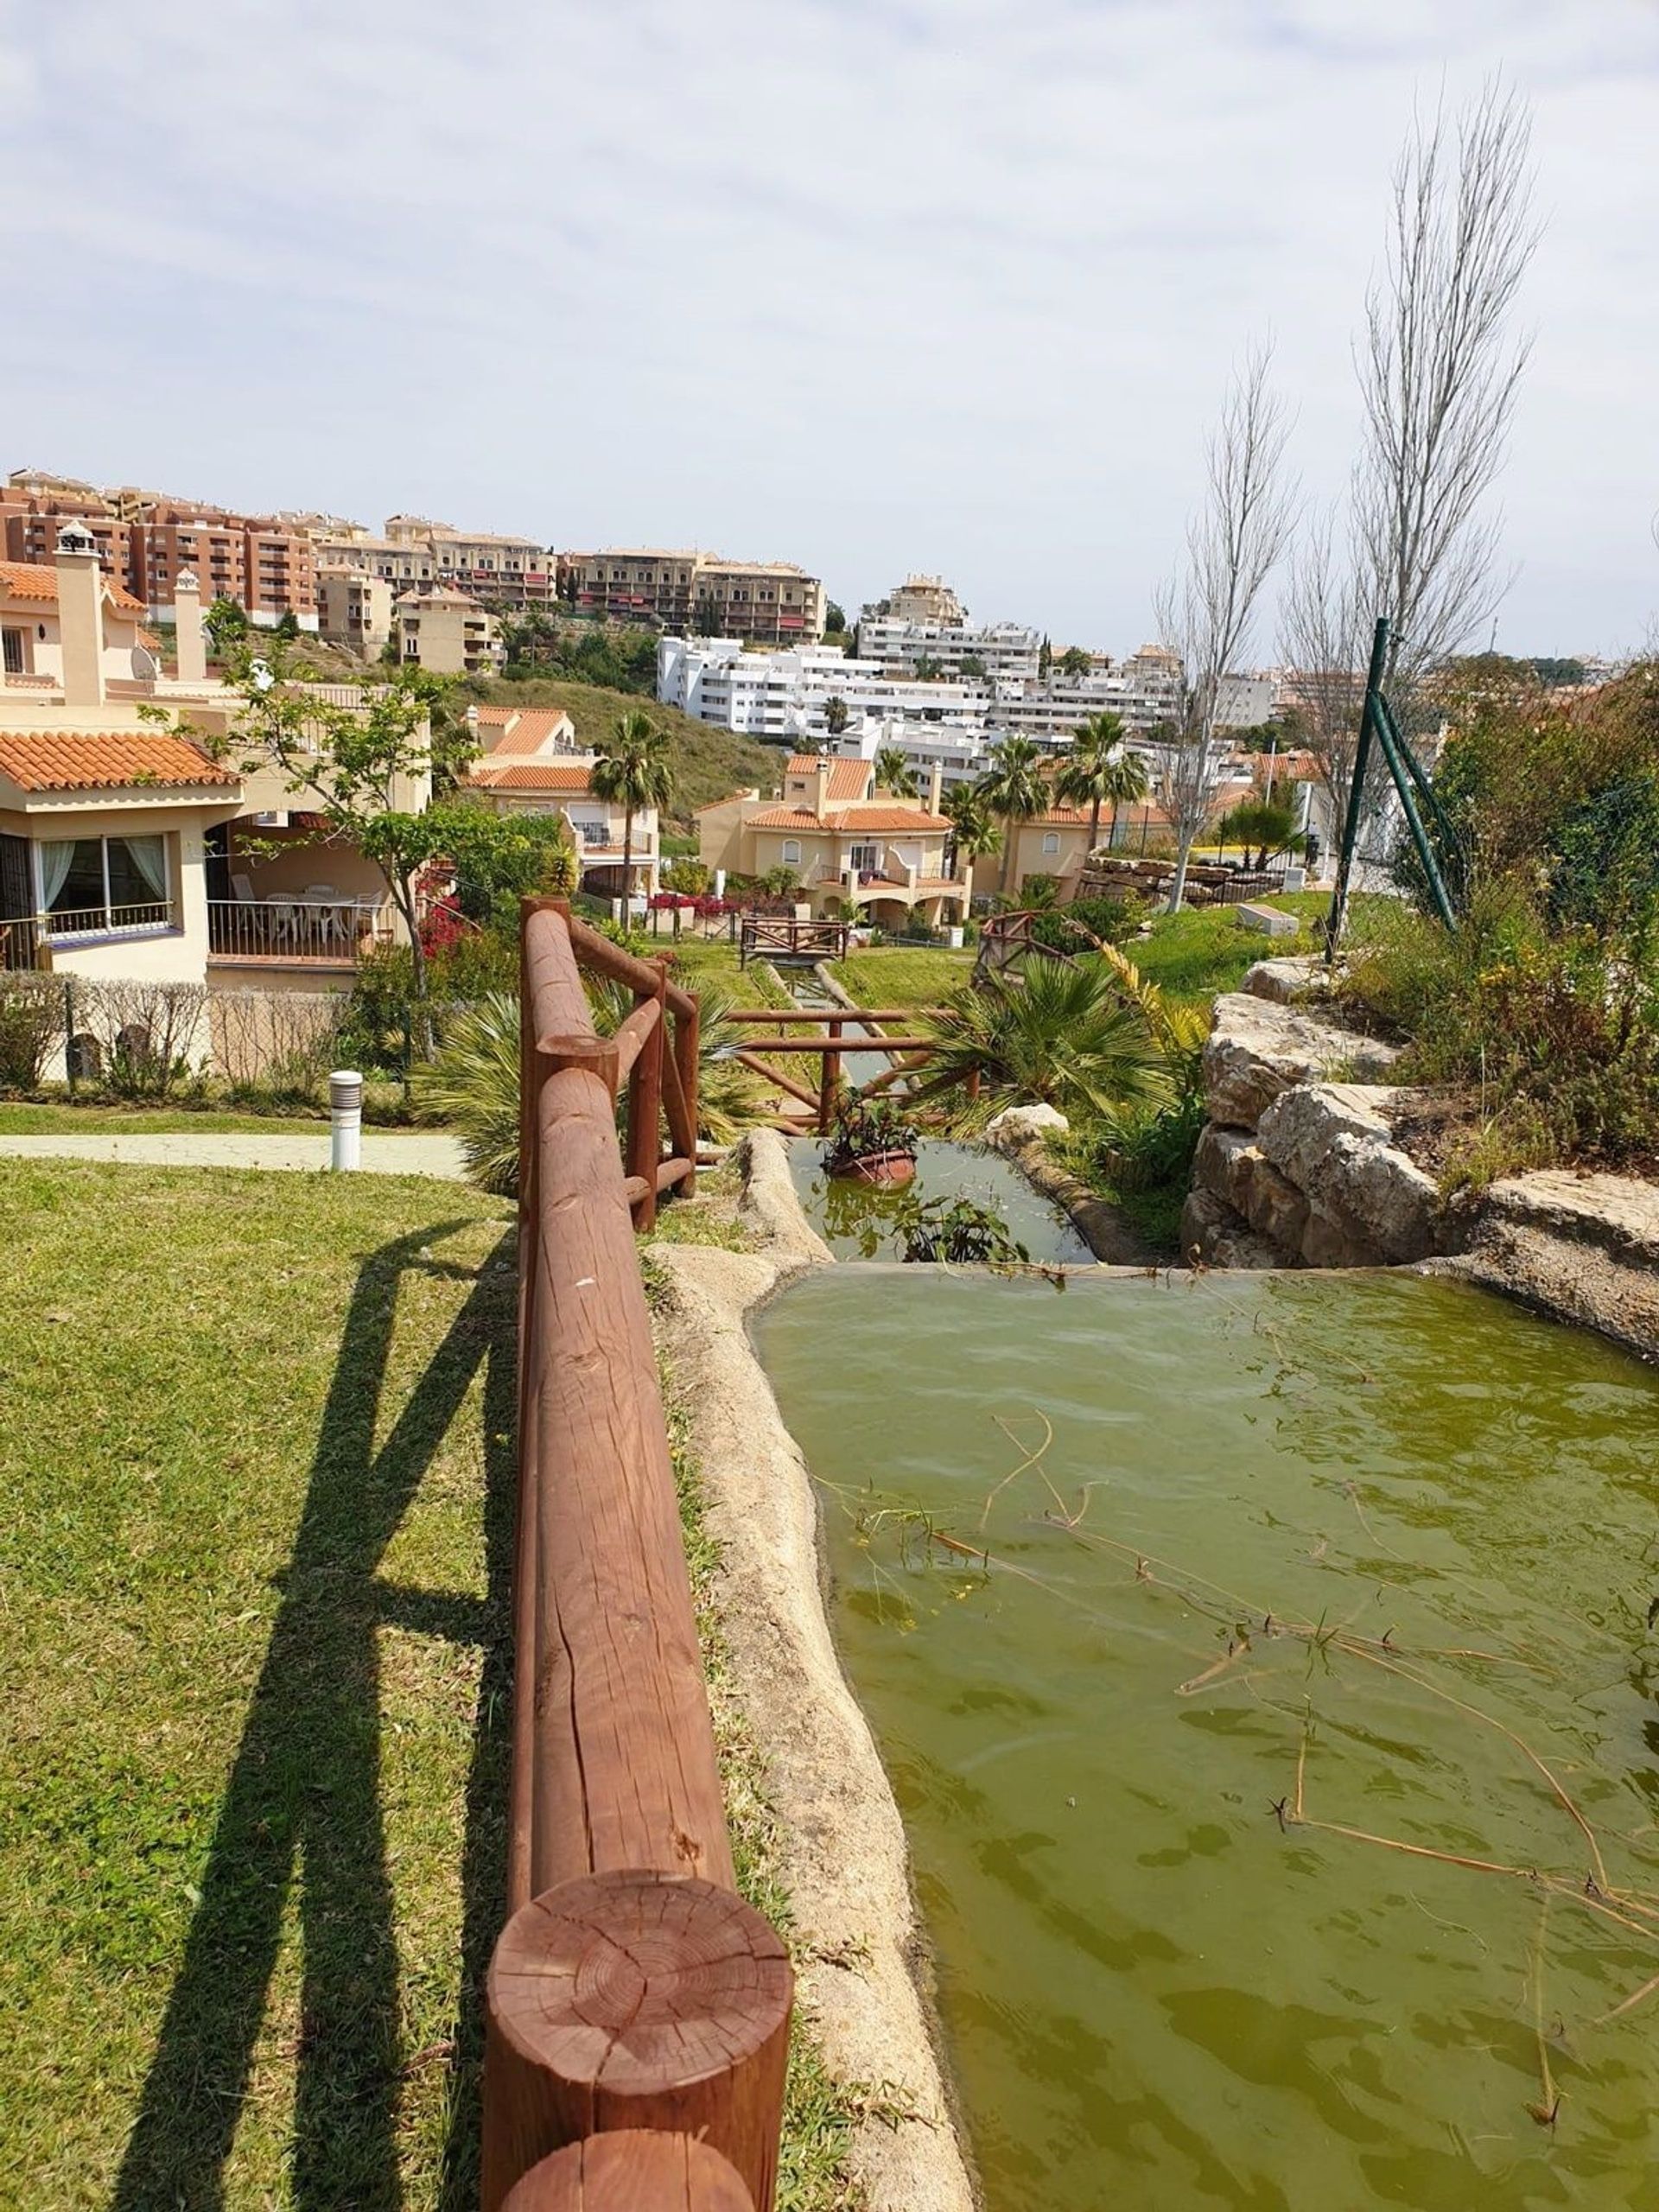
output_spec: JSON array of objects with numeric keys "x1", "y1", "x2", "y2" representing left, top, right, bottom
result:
[
  {"x1": 873, "y1": 746, "x2": 918, "y2": 797},
  {"x1": 220, "y1": 649, "x2": 474, "y2": 1041},
  {"x1": 591, "y1": 709, "x2": 674, "y2": 905},
  {"x1": 1054, "y1": 711, "x2": 1127, "y2": 853},
  {"x1": 274, "y1": 609, "x2": 301, "y2": 641},
  {"x1": 824, "y1": 601, "x2": 847, "y2": 635},
  {"x1": 913, "y1": 652, "x2": 943, "y2": 682},
  {"x1": 958, "y1": 652, "x2": 987, "y2": 680},
  {"x1": 205, "y1": 596, "x2": 249, "y2": 655},
  {"x1": 976, "y1": 736, "x2": 1051, "y2": 896},
  {"x1": 1057, "y1": 645, "x2": 1092, "y2": 680},
  {"x1": 429, "y1": 801, "x2": 578, "y2": 923},
  {"x1": 823, "y1": 694, "x2": 849, "y2": 736}
]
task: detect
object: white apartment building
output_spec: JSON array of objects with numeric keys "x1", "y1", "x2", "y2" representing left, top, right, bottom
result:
[
  {"x1": 855, "y1": 614, "x2": 1042, "y2": 685},
  {"x1": 825, "y1": 717, "x2": 990, "y2": 793},
  {"x1": 657, "y1": 636, "x2": 991, "y2": 745}
]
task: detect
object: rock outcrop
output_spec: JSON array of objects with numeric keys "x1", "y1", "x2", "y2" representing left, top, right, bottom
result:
[
  {"x1": 1184, "y1": 985, "x2": 1442, "y2": 1271},
  {"x1": 1446, "y1": 1172, "x2": 1659, "y2": 1363}
]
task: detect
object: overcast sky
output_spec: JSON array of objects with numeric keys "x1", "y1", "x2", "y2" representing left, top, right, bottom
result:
[{"x1": 3, "y1": 0, "x2": 1656, "y2": 658}]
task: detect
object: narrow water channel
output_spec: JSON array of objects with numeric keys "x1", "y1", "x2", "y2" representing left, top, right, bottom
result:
[
  {"x1": 787, "y1": 1135, "x2": 1095, "y2": 1266},
  {"x1": 755, "y1": 1266, "x2": 1659, "y2": 2209}
]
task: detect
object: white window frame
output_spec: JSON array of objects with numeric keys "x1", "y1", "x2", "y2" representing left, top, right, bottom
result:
[
  {"x1": 34, "y1": 832, "x2": 174, "y2": 938},
  {"x1": 781, "y1": 838, "x2": 802, "y2": 866},
  {"x1": 1041, "y1": 830, "x2": 1060, "y2": 855}
]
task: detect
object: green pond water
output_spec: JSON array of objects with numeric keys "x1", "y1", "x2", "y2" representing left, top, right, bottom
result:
[
  {"x1": 786, "y1": 1137, "x2": 1096, "y2": 1266},
  {"x1": 754, "y1": 1267, "x2": 1659, "y2": 2209}
]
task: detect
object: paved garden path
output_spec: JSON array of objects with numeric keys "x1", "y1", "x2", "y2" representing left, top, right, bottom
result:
[{"x1": 0, "y1": 1131, "x2": 469, "y2": 1179}]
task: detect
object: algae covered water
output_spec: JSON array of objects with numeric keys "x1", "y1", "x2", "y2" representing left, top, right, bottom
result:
[
  {"x1": 754, "y1": 1268, "x2": 1659, "y2": 2209},
  {"x1": 787, "y1": 1136, "x2": 1095, "y2": 1267}
]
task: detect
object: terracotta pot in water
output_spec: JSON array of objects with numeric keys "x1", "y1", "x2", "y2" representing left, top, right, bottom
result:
[{"x1": 829, "y1": 1150, "x2": 917, "y2": 1186}]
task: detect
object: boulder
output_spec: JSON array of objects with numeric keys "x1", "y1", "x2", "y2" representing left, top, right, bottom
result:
[
  {"x1": 1242, "y1": 954, "x2": 1332, "y2": 1007},
  {"x1": 1451, "y1": 1171, "x2": 1659, "y2": 1363},
  {"x1": 985, "y1": 1103, "x2": 1070, "y2": 1141},
  {"x1": 1179, "y1": 1185, "x2": 1283, "y2": 1270},
  {"x1": 1255, "y1": 1084, "x2": 1442, "y2": 1264},
  {"x1": 1191, "y1": 1123, "x2": 1309, "y2": 1256},
  {"x1": 1203, "y1": 993, "x2": 1401, "y2": 1130}
]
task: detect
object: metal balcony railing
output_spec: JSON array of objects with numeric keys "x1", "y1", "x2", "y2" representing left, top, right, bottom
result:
[
  {"x1": 207, "y1": 898, "x2": 389, "y2": 963},
  {"x1": 0, "y1": 900, "x2": 175, "y2": 969}
]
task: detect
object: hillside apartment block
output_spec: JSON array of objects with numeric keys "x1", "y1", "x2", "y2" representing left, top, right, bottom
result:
[
  {"x1": 3, "y1": 470, "x2": 319, "y2": 629},
  {"x1": 314, "y1": 515, "x2": 558, "y2": 617},
  {"x1": 566, "y1": 550, "x2": 825, "y2": 645}
]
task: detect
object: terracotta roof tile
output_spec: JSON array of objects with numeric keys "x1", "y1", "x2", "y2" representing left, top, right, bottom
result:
[
  {"x1": 783, "y1": 754, "x2": 870, "y2": 799},
  {"x1": 0, "y1": 559, "x2": 146, "y2": 614},
  {"x1": 747, "y1": 802, "x2": 951, "y2": 832},
  {"x1": 0, "y1": 729, "x2": 238, "y2": 792},
  {"x1": 480, "y1": 708, "x2": 577, "y2": 759},
  {"x1": 464, "y1": 762, "x2": 595, "y2": 794}
]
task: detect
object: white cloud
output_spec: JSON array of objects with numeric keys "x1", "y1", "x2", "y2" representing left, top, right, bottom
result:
[{"x1": 1, "y1": 0, "x2": 1656, "y2": 652}]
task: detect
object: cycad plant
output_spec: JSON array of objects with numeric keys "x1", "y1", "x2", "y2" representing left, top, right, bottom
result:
[{"x1": 926, "y1": 957, "x2": 1172, "y2": 1131}]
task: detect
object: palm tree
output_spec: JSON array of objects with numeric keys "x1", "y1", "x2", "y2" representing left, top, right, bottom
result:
[
  {"x1": 925, "y1": 958, "x2": 1171, "y2": 1131},
  {"x1": 975, "y1": 736, "x2": 1051, "y2": 898},
  {"x1": 823, "y1": 694, "x2": 849, "y2": 736},
  {"x1": 1054, "y1": 712, "x2": 1127, "y2": 855},
  {"x1": 941, "y1": 785, "x2": 1001, "y2": 910},
  {"x1": 873, "y1": 745, "x2": 918, "y2": 797},
  {"x1": 590, "y1": 709, "x2": 673, "y2": 906},
  {"x1": 1104, "y1": 748, "x2": 1151, "y2": 851}
]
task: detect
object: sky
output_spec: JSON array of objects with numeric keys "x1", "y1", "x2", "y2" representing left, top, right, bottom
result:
[{"x1": 3, "y1": 0, "x2": 1657, "y2": 660}]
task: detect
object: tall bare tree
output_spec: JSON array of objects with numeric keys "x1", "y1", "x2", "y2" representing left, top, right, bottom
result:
[
  {"x1": 1153, "y1": 346, "x2": 1296, "y2": 912},
  {"x1": 1283, "y1": 80, "x2": 1538, "y2": 854}
]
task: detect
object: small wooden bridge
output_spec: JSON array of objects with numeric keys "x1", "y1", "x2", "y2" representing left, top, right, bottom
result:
[{"x1": 738, "y1": 915, "x2": 850, "y2": 968}]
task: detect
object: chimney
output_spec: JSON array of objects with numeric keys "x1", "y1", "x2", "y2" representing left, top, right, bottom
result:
[
  {"x1": 927, "y1": 761, "x2": 944, "y2": 814},
  {"x1": 814, "y1": 757, "x2": 830, "y2": 823},
  {"x1": 54, "y1": 521, "x2": 105, "y2": 708},
  {"x1": 174, "y1": 568, "x2": 207, "y2": 683}
]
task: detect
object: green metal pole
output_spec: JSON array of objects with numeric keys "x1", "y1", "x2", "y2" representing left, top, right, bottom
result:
[
  {"x1": 1323, "y1": 615, "x2": 1390, "y2": 963},
  {"x1": 1375, "y1": 693, "x2": 1459, "y2": 862},
  {"x1": 1370, "y1": 700, "x2": 1458, "y2": 931}
]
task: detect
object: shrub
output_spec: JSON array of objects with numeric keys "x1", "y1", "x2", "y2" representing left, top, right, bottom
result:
[
  {"x1": 0, "y1": 974, "x2": 62, "y2": 1090},
  {"x1": 820, "y1": 1093, "x2": 918, "y2": 1173}
]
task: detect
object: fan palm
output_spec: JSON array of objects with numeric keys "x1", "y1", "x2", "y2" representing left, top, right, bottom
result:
[
  {"x1": 925, "y1": 957, "x2": 1171, "y2": 1131},
  {"x1": 417, "y1": 976, "x2": 767, "y2": 1196},
  {"x1": 975, "y1": 737, "x2": 1051, "y2": 897},
  {"x1": 1104, "y1": 748, "x2": 1152, "y2": 850},
  {"x1": 873, "y1": 746, "x2": 919, "y2": 798},
  {"x1": 941, "y1": 785, "x2": 1001, "y2": 906},
  {"x1": 1054, "y1": 712, "x2": 1127, "y2": 854},
  {"x1": 590, "y1": 709, "x2": 674, "y2": 904}
]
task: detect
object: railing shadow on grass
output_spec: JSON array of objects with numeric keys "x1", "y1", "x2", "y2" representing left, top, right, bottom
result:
[{"x1": 111, "y1": 1221, "x2": 517, "y2": 2212}]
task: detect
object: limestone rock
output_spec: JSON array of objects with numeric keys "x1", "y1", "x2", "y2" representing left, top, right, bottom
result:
[
  {"x1": 1203, "y1": 993, "x2": 1401, "y2": 1130},
  {"x1": 985, "y1": 1103, "x2": 1070, "y2": 1141},
  {"x1": 1191, "y1": 1123, "x2": 1309, "y2": 1257},
  {"x1": 1179, "y1": 1184, "x2": 1283, "y2": 1270},
  {"x1": 1242, "y1": 954, "x2": 1332, "y2": 1006},
  {"x1": 1448, "y1": 1171, "x2": 1659, "y2": 1363},
  {"x1": 1256, "y1": 1083, "x2": 1442, "y2": 1264}
]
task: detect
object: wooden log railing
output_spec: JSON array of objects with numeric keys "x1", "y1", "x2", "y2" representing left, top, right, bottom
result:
[
  {"x1": 483, "y1": 899, "x2": 791, "y2": 2209},
  {"x1": 726, "y1": 1006, "x2": 953, "y2": 1134},
  {"x1": 737, "y1": 915, "x2": 850, "y2": 967}
]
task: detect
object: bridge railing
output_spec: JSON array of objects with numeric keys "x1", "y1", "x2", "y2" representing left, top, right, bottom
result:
[{"x1": 480, "y1": 897, "x2": 790, "y2": 2210}]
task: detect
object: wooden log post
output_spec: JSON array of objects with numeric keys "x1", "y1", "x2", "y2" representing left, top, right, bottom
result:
[
  {"x1": 673, "y1": 994, "x2": 698, "y2": 1197},
  {"x1": 504, "y1": 2132, "x2": 756, "y2": 2211},
  {"x1": 486, "y1": 1872, "x2": 791, "y2": 2211},
  {"x1": 817, "y1": 1017, "x2": 842, "y2": 1135},
  {"x1": 625, "y1": 962, "x2": 669, "y2": 1231}
]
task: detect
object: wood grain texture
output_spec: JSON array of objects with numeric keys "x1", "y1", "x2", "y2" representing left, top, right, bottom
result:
[
  {"x1": 488, "y1": 1873, "x2": 790, "y2": 2208},
  {"x1": 624, "y1": 961, "x2": 669, "y2": 1230},
  {"x1": 503, "y1": 2131, "x2": 755, "y2": 2211}
]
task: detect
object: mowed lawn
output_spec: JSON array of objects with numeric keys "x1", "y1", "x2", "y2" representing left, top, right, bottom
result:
[{"x1": 0, "y1": 1160, "x2": 516, "y2": 2209}]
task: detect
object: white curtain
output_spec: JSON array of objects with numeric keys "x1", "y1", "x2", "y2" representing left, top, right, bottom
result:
[
  {"x1": 37, "y1": 841, "x2": 75, "y2": 912},
  {"x1": 124, "y1": 836, "x2": 168, "y2": 902}
]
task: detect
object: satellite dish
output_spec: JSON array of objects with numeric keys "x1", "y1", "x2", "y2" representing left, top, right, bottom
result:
[
  {"x1": 249, "y1": 658, "x2": 276, "y2": 694},
  {"x1": 130, "y1": 645, "x2": 160, "y2": 681}
]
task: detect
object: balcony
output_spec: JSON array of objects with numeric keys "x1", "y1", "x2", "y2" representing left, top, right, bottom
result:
[
  {"x1": 2, "y1": 899, "x2": 176, "y2": 970},
  {"x1": 207, "y1": 896, "x2": 392, "y2": 966}
]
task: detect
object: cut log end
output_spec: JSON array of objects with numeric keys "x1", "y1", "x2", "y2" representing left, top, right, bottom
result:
[
  {"x1": 503, "y1": 2130, "x2": 755, "y2": 2211},
  {"x1": 485, "y1": 1872, "x2": 791, "y2": 2207}
]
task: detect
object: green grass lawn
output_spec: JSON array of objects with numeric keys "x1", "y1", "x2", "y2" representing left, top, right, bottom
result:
[
  {"x1": 828, "y1": 944, "x2": 976, "y2": 1008},
  {"x1": 661, "y1": 936, "x2": 794, "y2": 1008},
  {"x1": 0, "y1": 1162, "x2": 516, "y2": 2209},
  {"x1": 0, "y1": 1102, "x2": 336, "y2": 1136},
  {"x1": 1128, "y1": 890, "x2": 1334, "y2": 1015}
]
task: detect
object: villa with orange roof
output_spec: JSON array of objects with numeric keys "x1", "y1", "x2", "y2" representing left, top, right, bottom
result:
[
  {"x1": 696, "y1": 754, "x2": 968, "y2": 926},
  {"x1": 457, "y1": 702, "x2": 661, "y2": 899}
]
